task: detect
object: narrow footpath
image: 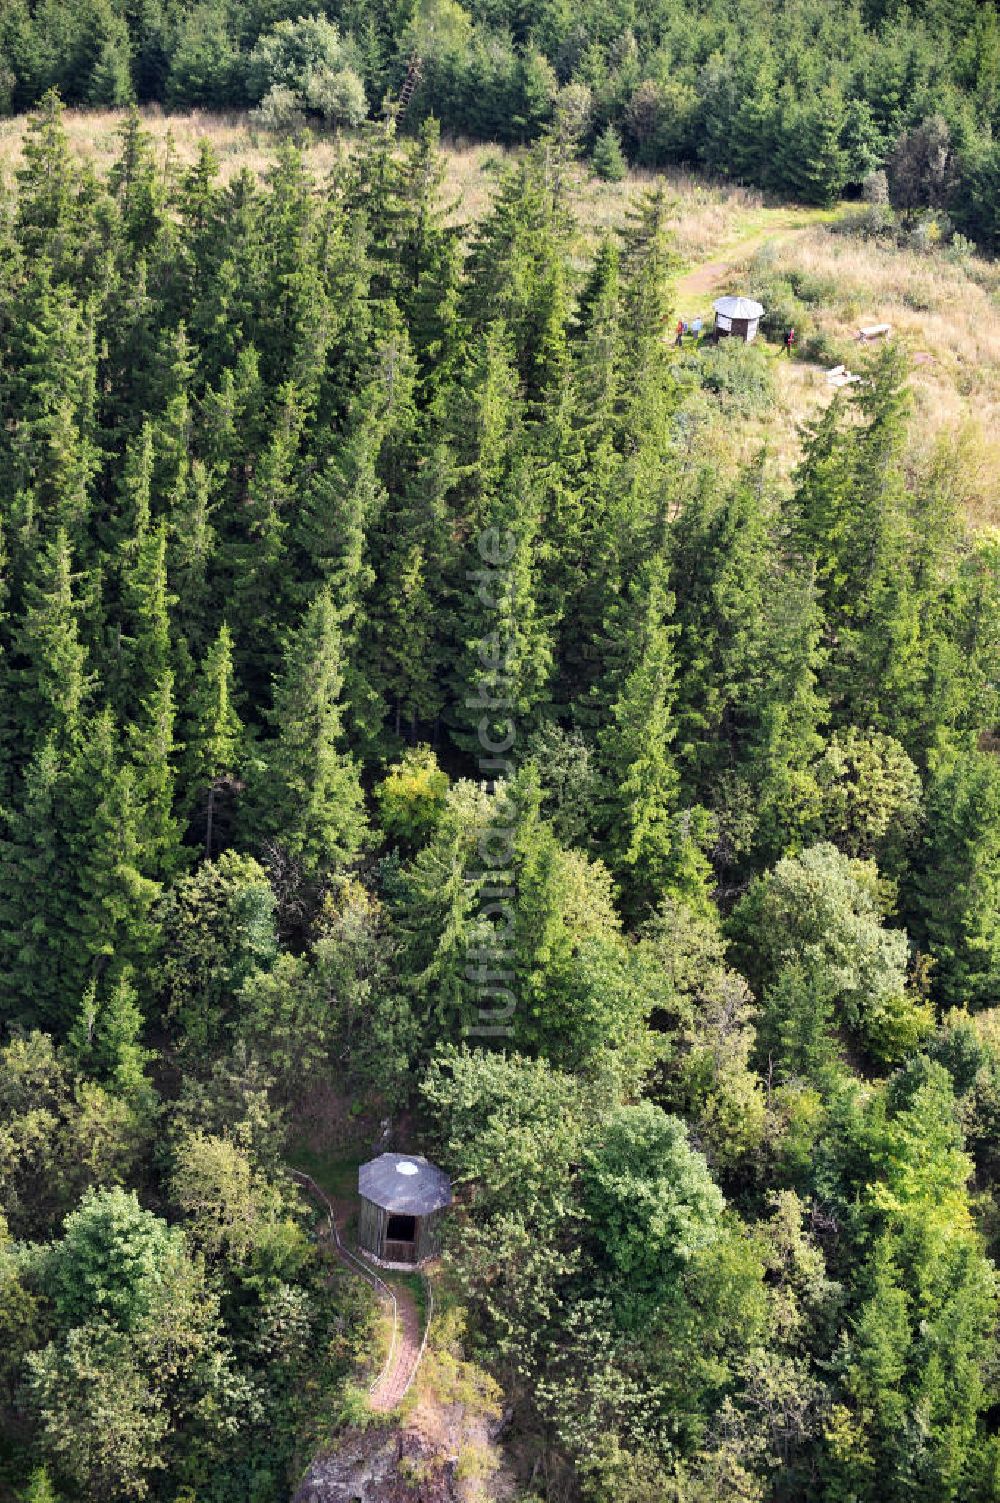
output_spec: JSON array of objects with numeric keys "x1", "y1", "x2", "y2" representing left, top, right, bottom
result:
[
  {"x1": 290, "y1": 1168, "x2": 430, "y2": 1413},
  {"x1": 369, "y1": 1279, "x2": 423, "y2": 1412}
]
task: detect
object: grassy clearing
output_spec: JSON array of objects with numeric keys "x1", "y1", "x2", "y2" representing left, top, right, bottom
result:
[
  {"x1": 0, "y1": 104, "x2": 755, "y2": 247},
  {"x1": 286, "y1": 1143, "x2": 362, "y2": 1203},
  {"x1": 746, "y1": 227, "x2": 1000, "y2": 527}
]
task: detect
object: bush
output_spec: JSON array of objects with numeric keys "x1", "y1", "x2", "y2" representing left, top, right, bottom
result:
[
  {"x1": 945, "y1": 231, "x2": 977, "y2": 266},
  {"x1": 625, "y1": 76, "x2": 699, "y2": 165},
  {"x1": 863, "y1": 168, "x2": 889, "y2": 205},
  {"x1": 247, "y1": 15, "x2": 367, "y2": 130},
  {"x1": 831, "y1": 203, "x2": 897, "y2": 241},
  {"x1": 305, "y1": 65, "x2": 367, "y2": 127},
  {"x1": 252, "y1": 83, "x2": 307, "y2": 134},
  {"x1": 746, "y1": 265, "x2": 813, "y2": 344},
  {"x1": 697, "y1": 338, "x2": 775, "y2": 417},
  {"x1": 375, "y1": 746, "x2": 449, "y2": 849},
  {"x1": 888, "y1": 115, "x2": 956, "y2": 216},
  {"x1": 553, "y1": 81, "x2": 593, "y2": 153},
  {"x1": 247, "y1": 16, "x2": 344, "y2": 102},
  {"x1": 800, "y1": 327, "x2": 851, "y2": 367}
]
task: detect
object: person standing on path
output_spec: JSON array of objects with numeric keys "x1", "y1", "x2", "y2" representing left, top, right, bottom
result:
[{"x1": 783, "y1": 325, "x2": 796, "y2": 355}]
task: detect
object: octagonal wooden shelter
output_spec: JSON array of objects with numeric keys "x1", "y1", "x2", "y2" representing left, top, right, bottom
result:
[
  {"x1": 713, "y1": 295, "x2": 765, "y2": 343},
  {"x1": 357, "y1": 1153, "x2": 452, "y2": 1268}
]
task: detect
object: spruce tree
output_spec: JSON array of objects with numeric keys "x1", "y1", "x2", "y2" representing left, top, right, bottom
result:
[
  {"x1": 109, "y1": 110, "x2": 162, "y2": 253},
  {"x1": 68, "y1": 969, "x2": 151, "y2": 1095},
  {"x1": 619, "y1": 185, "x2": 678, "y2": 390},
  {"x1": 597, "y1": 555, "x2": 682, "y2": 908},
  {"x1": 14, "y1": 529, "x2": 92, "y2": 761},
  {"x1": 778, "y1": 87, "x2": 848, "y2": 207},
  {"x1": 223, "y1": 381, "x2": 306, "y2": 691},
  {"x1": 464, "y1": 151, "x2": 574, "y2": 399},
  {"x1": 15, "y1": 91, "x2": 78, "y2": 274},
  {"x1": 183, "y1": 623, "x2": 244, "y2": 858},
  {"x1": 0, "y1": 736, "x2": 71, "y2": 1027},
  {"x1": 257, "y1": 589, "x2": 366, "y2": 875},
  {"x1": 907, "y1": 742, "x2": 1000, "y2": 1009},
  {"x1": 167, "y1": 458, "x2": 216, "y2": 664},
  {"x1": 63, "y1": 710, "x2": 161, "y2": 999},
  {"x1": 450, "y1": 447, "x2": 553, "y2": 754},
  {"x1": 592, "y1": 125, "x2": 628, "y2": 182},
  {"x1": 361, "y1": 441, "x2": 451, "y2": 747},
  {"x1": 5, "y1": 266, "x2": 99, "y2": 568},
  {"x1": 128, "y1": 671, "x2": 183, "y2": 881},
  {"x1": 117, "y1": 520, "x2": 175, "y2": 718}
]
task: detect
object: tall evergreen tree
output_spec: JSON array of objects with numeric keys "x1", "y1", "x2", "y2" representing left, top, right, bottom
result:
[
  {"x1": 183, "y1": 623, "x2": 244, "y2": 859},
  {"x1": 596, "y1": 555, "x2": 683, "y2": 908},
  {"x1": 256, "y1": 589, "x2": 366, "y2": 876},
  {"x1": 0, "y1": 736, "x2": 70, "y2": 1027},
  {"x1": 13, "y1": 529, "x2": 92, "y2": 761},
  {"x1": 63, "y1": 710, "x2": 161, "y2": 1001}
]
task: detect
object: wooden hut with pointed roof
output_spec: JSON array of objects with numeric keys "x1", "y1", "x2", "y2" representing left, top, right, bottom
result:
[
  {"x1": 713, "y1": 295, "x2": 765, "y2": 343},
  {"x1": 357, "y1": 1153, "x2": 451, "y2": 1268}
]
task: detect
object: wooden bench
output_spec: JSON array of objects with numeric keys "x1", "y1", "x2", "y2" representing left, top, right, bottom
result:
[{"x1": 857, "y1": 323, "x2": 892, "y2": 342}]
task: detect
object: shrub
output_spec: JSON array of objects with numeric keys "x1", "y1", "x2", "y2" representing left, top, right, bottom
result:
[
  {"x1": 801, "y1": 328, "x2": 851, "y2": 367},
  {"x1": 863, "y1": 168, "x2": 889, "y2": 204},
  {"x1": 626, "y1": 76, "x2": 699, "y2": 164},
  {"x1": 305, "y1": 65, "x2": 367, "y2": 126},
  {"x1": 831, "y1": 203, "x2": 897, "y2": 241},
  {"x1": 747, "y1": 267, "x2": 816, "y2": 346},
  {"x1": 888, "y1": 115, "x2": 956, "y2": 216},
  {"x1": 247, "y1": 15, "x2": 367, "y2": 130},
  {"x1": 252, "y1": 83, "x2": 307, "y2": 133},
  {"x1": 945, "y1": 231, "x2": 977, "y2": 266},
  {"x1": 247, "y1": 16, "x2": 343, "y2": 101},
  {"x1": 553, "y1": 81, "x2": 593, "y2": 153},
  {"x1": 697, "y1": 338, "x2": 775, "y2": 417},
  {"x1": 375, "y1": 746, "x2": 450, "y2": 849}
]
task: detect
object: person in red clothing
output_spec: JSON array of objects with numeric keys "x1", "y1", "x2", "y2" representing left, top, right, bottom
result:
[
  {"x1": 675, "y1": 319, "x2": 685, "y2": 346},
  {"x1": 783, "y1": 325, "x2": 796, "y2": 354}
]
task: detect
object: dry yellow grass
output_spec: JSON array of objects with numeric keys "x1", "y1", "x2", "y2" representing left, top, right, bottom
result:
[
  {"x1": 749, "y1": 228, "x2": 1000, "y2": 528},
  {"x1": 0, "y1": 105, "x2": 759, "y2": 246}
]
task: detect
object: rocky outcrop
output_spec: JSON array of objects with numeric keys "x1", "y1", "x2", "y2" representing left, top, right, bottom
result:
[{"x1": 293, "y1": 1427, "x2": 462, "y2": 1503}]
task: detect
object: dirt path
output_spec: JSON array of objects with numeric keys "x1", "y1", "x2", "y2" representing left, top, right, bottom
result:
[
  {"x1": 369, "y1": 1279, "x2": 424, "y2": 1412},
  {"x1": 674, "y1": 206, "x2": 836, "y2": 309},
  {"x1": 290, "y1": 1168, "x2": 431, "y2": 1413}
]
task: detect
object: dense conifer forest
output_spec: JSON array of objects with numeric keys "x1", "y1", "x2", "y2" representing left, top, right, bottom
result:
[
  {"x1": 0, "y1": 65, "x2": 998, "y2": 1503},
  {"x1": 4, "y1": 0, "x2": 1000, "y2": 241}
]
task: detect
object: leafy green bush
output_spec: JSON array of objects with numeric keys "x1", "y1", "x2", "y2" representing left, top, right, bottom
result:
[
  {"x1": 747, "y1": 264, "x2": 814, "y2": 343},
  {"x1": 697, "y1": 337, "x2": 775, "y2": 416},
  {"x1": 247, "y1": 16, "x2": 367, "y2": 129},
  {"x1": 252, "y1": 83, "x2": 306, "y2": 134},
  {"x1": 831, "y1": 202, "x2": 897, "y2": 240},
  {"x1": 801, "y1": 327, "x2": 851, "y2": 366}
]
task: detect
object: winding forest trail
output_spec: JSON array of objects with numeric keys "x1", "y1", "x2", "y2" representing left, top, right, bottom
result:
[
  {"x1": 289, "y1": 1169, "x2": 431, "y2": 1413},
  {"x1": 368, "y1": 1279, "x2": 424, "y2": 1413},
  {"x1": 673, "y1": 204, "x2": 837, "y2": 309}
]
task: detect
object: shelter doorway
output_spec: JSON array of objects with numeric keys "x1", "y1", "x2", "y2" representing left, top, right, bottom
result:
[{"x1": 386, "y1": 1213, "x2": 416, "y2": 1242}]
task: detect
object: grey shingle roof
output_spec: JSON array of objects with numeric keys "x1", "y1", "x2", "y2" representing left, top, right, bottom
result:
[
  {"x1": 358, "y1": 1153, "x2": 452, "y2": 1214},
  {"x1": 713, "y1": 295, "x2": 764, "y2": 320}
]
